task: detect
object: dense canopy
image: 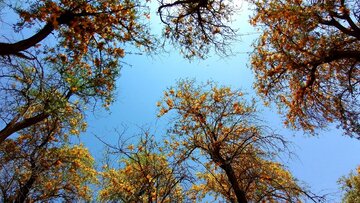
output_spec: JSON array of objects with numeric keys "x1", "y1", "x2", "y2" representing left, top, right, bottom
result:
[{"x1": 250, "y1": 0, "x2": 359, "y2": 137}]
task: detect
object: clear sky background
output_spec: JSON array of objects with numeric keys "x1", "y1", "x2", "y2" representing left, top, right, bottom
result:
[{"x1": 74, "y1": 1, "x2": 360, "y2": 201}]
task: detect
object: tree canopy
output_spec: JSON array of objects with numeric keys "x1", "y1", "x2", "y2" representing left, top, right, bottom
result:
[
  {"x1": 0, "y1": 0, "x2": 153, "y2": 58},
  {"x1": 2, "y1": 0, "x2": 358, "y2": 140},
  {"x1": 0, "y1": 119, "x2": 96, "y2": 202},
  {"x1": 157, "y1": 80, "x2": 322, "y2": 202},
  {"x1": 250, "y1": 0, "x2": 359, "y2": 137},
  {"x1": 99, "y1": 133, "x2": 186, "y2": 202}
]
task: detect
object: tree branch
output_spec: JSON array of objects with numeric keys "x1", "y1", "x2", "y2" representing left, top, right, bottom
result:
[
  {"x1": 0, "y1": 113, "x2": 49, "y2": 145},
  {"x1": 0, "y1": 11, "x2": 75, "y2": 58}
]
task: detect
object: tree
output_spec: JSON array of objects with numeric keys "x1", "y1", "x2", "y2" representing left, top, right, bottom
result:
[
  {"x1": 0, "y1": 0, "x2": 154, "y2": 144},
  {"x1": 0, "y1": 118, "x2": 97, "y2": 202},
  {"x1": 249, "y1": 0, "x2": 359, "y2": 137},
  {"x1": 98, "y1": 132, "x2": 186, "y2": 202},
  {"x1": 339, "y1": 166, "x2": 360, "y2": 203},
  {"x1": 157, "y1": 79, "x2": 321, "y2": 202},
  {"x1": 158, "y1": 0, "x2": 237, "y2": 58},
  {"x1": 0, "y1": 56, "x2": 94, "y2": 144}
]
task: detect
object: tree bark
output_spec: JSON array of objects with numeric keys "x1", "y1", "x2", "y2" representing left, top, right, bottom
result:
[
  {"x1": 220, "y1": 163, "x2": 248, "y2": 203},
  {"x1": 211, "y1": 147, "x2": 248, "y2": 203},
  {"x1": 0, "y1": 23, "x2": 54, "y2": 57}
]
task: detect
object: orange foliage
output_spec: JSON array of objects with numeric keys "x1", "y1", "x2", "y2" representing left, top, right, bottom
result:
[
  {"x1": 0, "y1": 120, "x2": 97, "y2": 202},
  {"x1": 250, "y1": 0, "x2": 359, "y2": 137}
]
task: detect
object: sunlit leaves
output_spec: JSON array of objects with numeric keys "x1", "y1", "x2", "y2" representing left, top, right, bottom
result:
[
  {"x1": 15, "y1": 0, "x2": 154, "y2": 56},
  {"x1": 339, "y1": 166, "x2": 360, "y2": 203},
  {"x1": 158, "y1": 79, "x2": 259, "y2": 153},
  {"x1": 250, "y1": 0, "x2": 360, "y2": 137}
]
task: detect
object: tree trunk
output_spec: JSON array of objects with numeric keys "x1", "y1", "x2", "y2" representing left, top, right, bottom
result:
[
  {"x1": 212, "y1": 147, "x2": 248, "y2": 203},
  {"x1": 220, "y1": 163, "x2": 248, "y2": 203}
]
